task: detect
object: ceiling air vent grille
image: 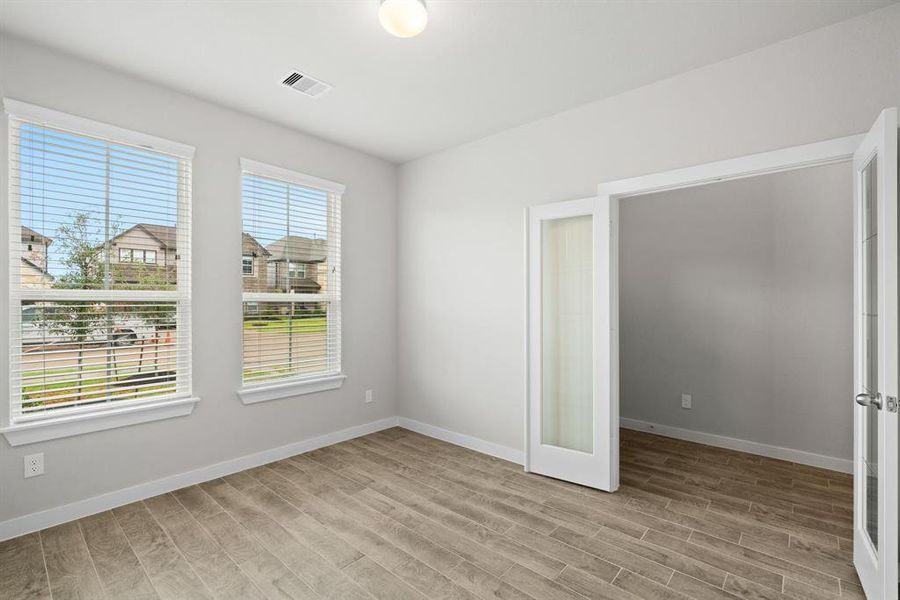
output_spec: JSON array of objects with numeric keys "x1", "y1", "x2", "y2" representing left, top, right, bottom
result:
[{"x1": 281, "y1": 70, "x2": 332, "y2": 98}]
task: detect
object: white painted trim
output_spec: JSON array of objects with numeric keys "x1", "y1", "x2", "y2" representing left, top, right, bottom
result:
[
  {"x1": 1, "y1": 397, "x2": 199, "y2": 446},
  {"x1": 240, "y1": 157, "x2": 346, "y2": 194},
  {"x1": 620, "y1": 418, "x2": 852, "y2": 474},
  {"x1": 3, "y1": 98, "x2": 195, "y2": 158},
  {"x1": 398, "y1": 417, "x2": 524, "y2": 465},
  {"x1": 0, "y1": 416, "x2": 399, "y2": 542},
  {"x1": 597, "y1": 134, "x2": 862, "y2": 198},
  {"x1": 237, "y1": 374, "x2": 346, "y2": 404}
]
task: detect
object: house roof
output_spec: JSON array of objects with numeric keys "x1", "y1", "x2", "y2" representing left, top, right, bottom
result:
[
  {"x1": 110, "y1": 223, "x2": 178, "y2": 249},
  {"x1": 242, "y1": 232, "x2": 271, "y2": 257},
  {"x1": 21, "y1": 225, "x2": 52, "y2": 245},
  {"x1": 21, "y1": 257, "x2": 52, "y2": 277},
  {"x1": 266, "y1": 236, "x2": 327, "y2": 263}
]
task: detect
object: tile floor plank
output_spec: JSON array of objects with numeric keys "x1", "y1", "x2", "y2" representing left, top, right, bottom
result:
[
  {"x1": 40, "y1": 522, "x2": 105, "y2": 600},
  {"x1": 1, "y1": 428, "x2": 858, "y2": 600}
]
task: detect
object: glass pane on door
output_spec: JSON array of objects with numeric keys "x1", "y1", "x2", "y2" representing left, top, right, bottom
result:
[
  {"x1": 541, "y1": 215, "x2": 593, "y2": 453},
  {"x1": 861, "y1": 156, "x2": 879, "y2": 550}
]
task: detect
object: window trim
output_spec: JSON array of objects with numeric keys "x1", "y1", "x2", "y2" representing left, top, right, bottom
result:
[
  {"x1": 3, "y1": 99, "x2": 197, "y2": 445},
  {"x1": 240, "y1": 158, "x2": 345, "y2": 195},
  {"x1": 0, "y1": 396, "x2": 199, "y2": 446},
  {"x1": 238, "y1": 159, "x2": 344, "y2": 403},
  {"x1": 237, "y1": 374, "x2": 345, "y2": 405}
]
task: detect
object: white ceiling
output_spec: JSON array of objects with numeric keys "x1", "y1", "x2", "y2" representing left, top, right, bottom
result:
[{"x1": 0, "y1": 1, "x2": 893, "y2": 163}]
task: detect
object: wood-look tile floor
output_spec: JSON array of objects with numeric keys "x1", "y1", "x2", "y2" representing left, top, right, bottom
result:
[{"x1": 1, "y1": 427, "x2": 861, "y2": 600}]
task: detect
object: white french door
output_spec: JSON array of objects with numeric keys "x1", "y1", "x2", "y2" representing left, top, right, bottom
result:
[
  {"x1": 526, "y1": 197, "x2": 617, "y2": 491},
  {"x1": 853, "y1": 107, "x2": 898, "y2": 600}
]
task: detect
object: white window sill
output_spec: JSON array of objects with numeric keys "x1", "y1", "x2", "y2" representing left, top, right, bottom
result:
[
  {"x1": 1, "y1": 396, "x2": 199, "y2": 446},
  {"x1": 238, "y1": 374, "x2": 346, "y2": 405}
]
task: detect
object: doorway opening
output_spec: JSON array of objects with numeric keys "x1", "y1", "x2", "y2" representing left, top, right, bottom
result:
[
  {"x1": 526, "y1": 108, "x2": 897, "y2": 599},
  {"x1": 617, "y1": 161, "x2": 854, "y2": 474}
]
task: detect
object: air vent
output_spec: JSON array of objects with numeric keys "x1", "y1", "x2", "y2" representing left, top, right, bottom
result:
[{"x1": 281, "y1": 70, "x2": 332, "y2": 98}]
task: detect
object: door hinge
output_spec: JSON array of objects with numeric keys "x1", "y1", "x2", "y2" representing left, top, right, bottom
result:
[{"x1": 887, "y1": 396, "x2": 899, "y2": 413}]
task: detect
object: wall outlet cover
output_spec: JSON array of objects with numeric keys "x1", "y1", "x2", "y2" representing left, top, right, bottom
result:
[
  {"x1": 365, "y1": 389, "x2": 373, "y2": 404},
  {"x1": 681, "y1": 394, "x2": 692, "y2": 409},
  {"x1": 24, "y1": 453, "x2": 44, "y2": 478}
]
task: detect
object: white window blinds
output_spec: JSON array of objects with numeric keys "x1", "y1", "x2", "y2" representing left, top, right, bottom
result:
[
  {"x1": 240, "y1": 159, "x2": 343, "y2": 387},
  {"x1": 7, "y1": 102, "x2": 193, "y2": 423}
]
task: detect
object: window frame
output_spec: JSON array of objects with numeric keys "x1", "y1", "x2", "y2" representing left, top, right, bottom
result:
[
  {"x1": 288, "y1": 262, "x2": 307, "y2": 280},
  {"x1": 1, "y1": 98, "x2": 198, "y2": 446},
  {"x1": 242, "y1": 254, "x2": 255, "y2": 277},
  {"x1": 237, "y1": 158, "x2": 345, "y2": 404}
]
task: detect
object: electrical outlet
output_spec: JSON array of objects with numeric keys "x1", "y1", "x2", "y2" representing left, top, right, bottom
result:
[
  {"x1": 365, "y1": 389, "x2": 373, "y2": 404},
  {"x1": 24, "y1": 453, "x2": 44, "y2": 478},
  {"x1": 681, "y1": 393, "x2": 692, "y2": 409}
]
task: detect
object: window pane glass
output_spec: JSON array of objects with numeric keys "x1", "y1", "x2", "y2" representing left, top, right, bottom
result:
[
  {"x1": 241, "y1": 175, "x2": 330, "y2": 294},
  {"x1": 17, "y1": 124, "x2": 180, "y2": 291},
  {"x1": 541, "y1": 214, "x2": 594, "y2": 454},
  {"x1": 242, "y1": 301, "x2": 332, "y2": 383},
  {"x1": 861, "y1": 156, "x2": 879, "y2": 550},
  {"x1": 18, "y1": 300, "x2": 178, "y2": 415}
]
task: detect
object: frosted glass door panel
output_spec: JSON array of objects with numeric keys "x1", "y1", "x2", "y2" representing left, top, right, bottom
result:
[
  {"x1": 541, "y1": 215, "x2": 593, "y2": 453},
  {"x1": 861, "y1": 156, "x2": 879, "y2": 550}
]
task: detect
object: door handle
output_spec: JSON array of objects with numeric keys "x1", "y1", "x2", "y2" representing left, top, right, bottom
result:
[{"x1": 856, "y1": 392, "x2": 883, "y2": 409}]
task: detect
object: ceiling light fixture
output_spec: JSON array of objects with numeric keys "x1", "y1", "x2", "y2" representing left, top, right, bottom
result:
[{"x1": 379, "y1": 0, "x2": 428, "y2": 38}]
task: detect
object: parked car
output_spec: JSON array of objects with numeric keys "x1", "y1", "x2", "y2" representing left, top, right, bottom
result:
[{"x1": 20, "y1": 304, "x2": 159, "y2": 347}]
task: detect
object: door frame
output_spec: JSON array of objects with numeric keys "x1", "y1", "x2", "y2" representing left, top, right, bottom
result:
[{"x1": 588, "y1": 133, "x2": 864, "y2": 491}]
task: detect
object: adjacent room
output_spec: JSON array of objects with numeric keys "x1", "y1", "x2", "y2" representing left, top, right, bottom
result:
[
  {"x1": 619, "y1": 163, "x2": 853, "y2": 472},
  {"x1": 1, "y1": 2, "x2": 899, "y2": 600}
]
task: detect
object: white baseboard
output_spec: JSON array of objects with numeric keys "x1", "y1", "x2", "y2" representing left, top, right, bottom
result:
[
  {"x1": 620, "y1": 418, "x2": 852, "y2": 474},
  {"x1": 0, "y1": 416, "x2": 400, "y2": 542},
  {"x1": 397, "y1": 417, "x2": 524, "y2": 465}
]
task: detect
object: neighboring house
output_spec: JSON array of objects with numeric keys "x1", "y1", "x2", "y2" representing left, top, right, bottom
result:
[
  {"x1": 265, "y1": 235, "x2": 327, "y2": 293},
  {"x1": 107, "y1": 223, "x2": 178, "y2": 286},
  {"x1": 241, "y1": 233, "x2": 271, "y2": 292},
  {"x1": 20, "y1": 225, "x2": 53, "y2": 287}
]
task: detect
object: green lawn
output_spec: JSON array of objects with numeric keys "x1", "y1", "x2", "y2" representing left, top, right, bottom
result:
[
  {"x1": 22, "y1": 364, "x2": 174, "y2": 408},
  {"x1": 243, "y1": 317, "x2": 327, "y2": 333}
]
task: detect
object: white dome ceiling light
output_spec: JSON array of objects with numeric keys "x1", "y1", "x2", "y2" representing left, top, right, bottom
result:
[{"x1": 379, "y1": 0, "x2": 428, "y2": 38}]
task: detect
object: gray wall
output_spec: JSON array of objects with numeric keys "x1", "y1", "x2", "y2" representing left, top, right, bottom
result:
[
  {"x1": 0, "y1": 35, "x2": 398, "y2": 524},
  {"x1": 397, "y1": 4, "x2": 900, "y2": 454},
  {"x1": 619, "y1": 164, "x2": 853, "y2": 461}
]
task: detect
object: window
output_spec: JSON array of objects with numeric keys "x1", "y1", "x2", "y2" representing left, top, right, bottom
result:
[
  {"x1": 242, "y1": 254, "x2": 255, "y2": 276},
  {"x1": 239, "y1": 158, "x2": 344, "y2": 402},
  {"x1": 288, "y1": 262, "x2": 307, "y2": 279},
  {"x1": 120, "y1": 249, "x2": 158, "y2": 264},
  {"x1": 4, "y1": 100, "x2": 196, "y2": 444}
]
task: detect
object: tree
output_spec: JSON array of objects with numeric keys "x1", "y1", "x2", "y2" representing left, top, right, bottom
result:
[{"x1": 31, "y1": 212, "x2": 116, "y2": 404}]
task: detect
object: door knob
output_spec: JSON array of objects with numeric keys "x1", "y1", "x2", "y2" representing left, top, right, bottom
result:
[{"x1": 856, "y1": 392, "x2": 883, "y2": 409}]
